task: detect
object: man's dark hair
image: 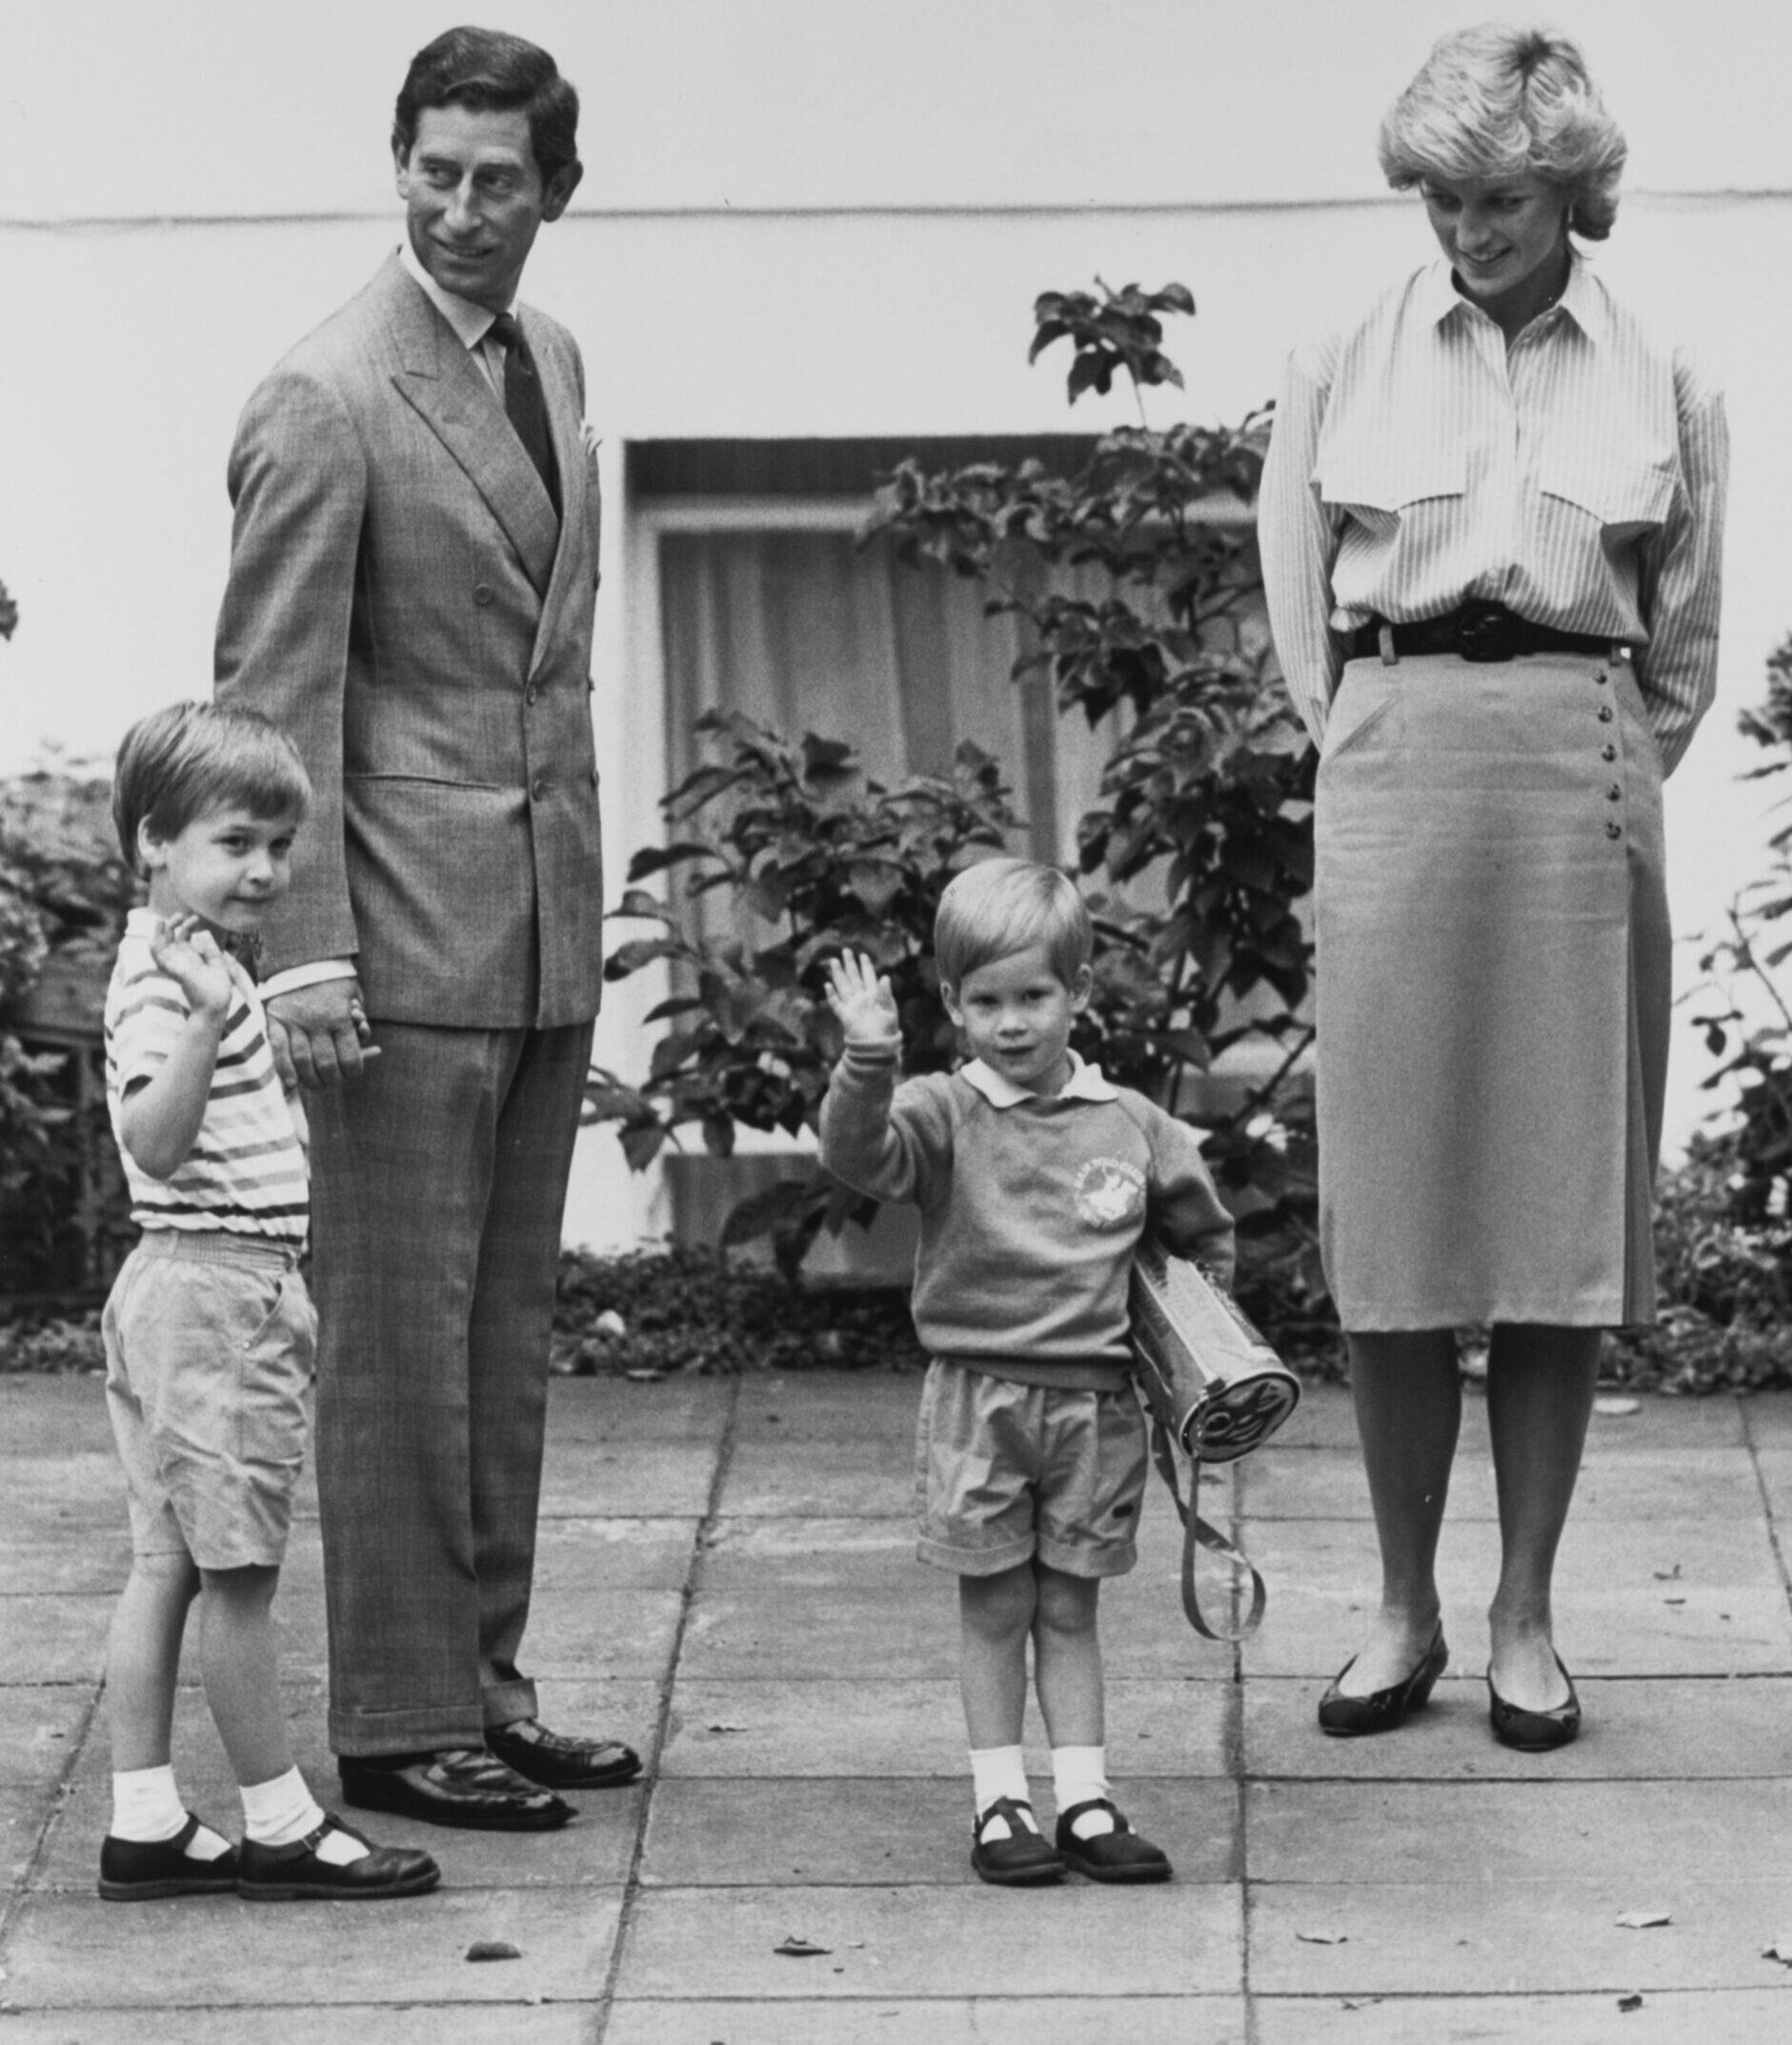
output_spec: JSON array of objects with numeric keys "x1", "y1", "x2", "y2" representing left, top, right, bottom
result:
[{"x1": 393, "y1": 26, "x2": 580, "y2": 185}]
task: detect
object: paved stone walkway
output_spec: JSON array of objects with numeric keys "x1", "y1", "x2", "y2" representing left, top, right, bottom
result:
[{"x1": 3, "y1": 1366, "x2": 1792, "y2": 2041}]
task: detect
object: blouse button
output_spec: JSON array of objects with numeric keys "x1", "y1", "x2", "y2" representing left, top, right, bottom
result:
[
  {"x1": 1601, "y1": 743, "x2": 1617, "y2": 761},
  {"x1": 1605, "y1": 821, "x2": 1622, "y2": 840},
  {"x1": 1597, "y1": 705, "x2": 1615, "y2": 723},
  {"x1": 473, "y1": 583, "x2": 494, "y2": 607},
  {"x1": 1594, "y1": 670, "x2": 1609, "y2": 685},
  {"x1": 1607, "y1": 784, "x2": 1622, "y2": 801}
]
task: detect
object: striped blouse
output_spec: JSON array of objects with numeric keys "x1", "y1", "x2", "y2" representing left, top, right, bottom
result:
[
  {"x1": 1258, "y1": 255, "x2": 1729, "y2": 774},
  {"x1": 105, "y1": 909, "x2": 310, "y2": 1245}
]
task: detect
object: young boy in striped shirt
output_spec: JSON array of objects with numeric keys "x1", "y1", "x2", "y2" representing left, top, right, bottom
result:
[{"x1": 96, "y1": 701, "x2": 436, "y2": 1903}]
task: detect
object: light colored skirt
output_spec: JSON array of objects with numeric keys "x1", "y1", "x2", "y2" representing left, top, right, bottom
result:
[{"x1": 1314, "y1": 646, "x2": 1669, "y2": 1331}]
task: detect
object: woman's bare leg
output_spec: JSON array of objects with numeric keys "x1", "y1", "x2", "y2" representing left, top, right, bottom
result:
[
  {"x1": 1334, "y1": 1328, "x2": 1460, "y2": 1695},
  {"x1": 1484, "y1": 1322, "x2": 1601, "y2": 1711}
]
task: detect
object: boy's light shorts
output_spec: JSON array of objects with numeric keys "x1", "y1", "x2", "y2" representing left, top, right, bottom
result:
[
  {"x1": 102, "y1": 1231, "x2": 315, "y2": 1571},
  {"x1": 915, "y1": 1358, "x2": 1147, "y2": 1579}
]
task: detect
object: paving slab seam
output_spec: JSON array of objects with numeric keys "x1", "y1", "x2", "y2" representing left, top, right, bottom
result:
[
  {"x1": 591, "y1": 1370, "x2": 744, "y2": 2040},
  {"x1": 0, "y1": 1676, "x2": 100, "y2": 1952},
  {"x1": 1742, "y1": 1399, "x2": 1792, "y2": 1609}
]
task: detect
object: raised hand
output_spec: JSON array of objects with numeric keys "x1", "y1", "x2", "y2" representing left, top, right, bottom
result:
[
  {"x1": 825, "y1": 950, "x2": 901, "y2": 1047},
  {"x1": 148, "y1": 914, "x2": 233, "y2": 1023}
]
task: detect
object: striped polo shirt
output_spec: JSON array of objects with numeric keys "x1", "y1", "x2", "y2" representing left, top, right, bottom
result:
[
  {"x1": 1258, "y1": 253, "x2": 1728, "y2": 775},
  {"x1": 104, "y1": 909, "x2": 309, "y2": 1245}
]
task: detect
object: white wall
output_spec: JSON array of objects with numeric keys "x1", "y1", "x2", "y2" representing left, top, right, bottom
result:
[{"x1": 3, "y1": 1, "x2": 1788, "y2": 1244}]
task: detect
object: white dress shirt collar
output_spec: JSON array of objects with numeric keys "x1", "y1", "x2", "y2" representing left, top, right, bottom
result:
[
  {"x1": 397, "y1": 238, "x2": 514, "y2": 351},
  {"x1": 960, "y1": 1048, "x2": 1119, "y2": 1108}
]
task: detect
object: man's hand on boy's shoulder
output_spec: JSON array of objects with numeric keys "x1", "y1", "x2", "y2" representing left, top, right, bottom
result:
[{"x1": 825, "y1": 950, "x2": 902, "y2": 1052}]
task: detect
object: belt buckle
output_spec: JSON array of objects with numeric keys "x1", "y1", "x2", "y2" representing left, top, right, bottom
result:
[{"x1": 1456, "y1": 602, "x2": 1520, "y2": 663}]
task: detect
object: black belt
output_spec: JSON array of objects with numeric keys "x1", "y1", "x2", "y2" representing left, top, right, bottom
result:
[{"x1": 1352, "y1": 601, "x2": 1620, "y2": 665}]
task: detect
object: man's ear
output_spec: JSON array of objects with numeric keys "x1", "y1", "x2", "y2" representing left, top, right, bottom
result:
[
  {"x1": 540, "y1": 160, "x2": 583, "y2": 224},
  {"x1": 393, "y1": 137, "x2": 412, "y2": 194}
]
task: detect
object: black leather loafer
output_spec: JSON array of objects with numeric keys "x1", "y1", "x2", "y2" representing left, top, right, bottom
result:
[
  {"x1": 1488, "y1": 1651, "x2": 1581, "y2": 1751},
  {"x1": 1055, "y1": 1799, "x2": 1173, "y2": 1884},
  {"x1": 1318, "y1": 1625, "x2": 1448, "y2": 1736},
  {"x1": 487, "y1": 1718, "x2": 642, "y2": 1790},
  {"x1": 98, "y1": 1813, "x2": 240, "y2": 1901},
  {"x1": 971, "y1": 1796, "x2": 1064, "y2": 1886},
  {"x1": 340, "y1": 1747, "x2": 575, "y2": 1831},
  {"x1": 238, "y1": 1814, "x2": 440, "y2": 1900}
]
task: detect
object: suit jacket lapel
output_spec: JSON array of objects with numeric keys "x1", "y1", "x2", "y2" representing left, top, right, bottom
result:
[
  {"x1": 383, "y1": 264, "x2": 560, "y2": 597},
  {"x1": 524, "y1": 311, "x2": 590, "y2": 679}
]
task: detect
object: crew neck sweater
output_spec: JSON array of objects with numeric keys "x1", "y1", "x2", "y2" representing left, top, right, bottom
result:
[{"x1": 819, "y1": 1042, "x2": 1234, "y2": 1391}]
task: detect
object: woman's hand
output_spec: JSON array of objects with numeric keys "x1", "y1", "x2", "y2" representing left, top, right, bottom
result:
[{"x1": 825, "y1": 950, "x2": 900, "y2": 1047}]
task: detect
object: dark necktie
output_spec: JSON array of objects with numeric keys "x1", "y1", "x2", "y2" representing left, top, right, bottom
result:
[{"x1": 487, "y1": 312, "x2": 560, "y2": 516}]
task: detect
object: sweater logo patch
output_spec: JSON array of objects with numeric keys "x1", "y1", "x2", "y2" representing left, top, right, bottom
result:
[{"x1": 1074, "y1": 1156, "x2": 1145, "y2": 1228}]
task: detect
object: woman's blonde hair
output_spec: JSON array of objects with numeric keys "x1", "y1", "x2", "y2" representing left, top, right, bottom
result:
[{"x1": 1378, "y1": 21, "x2": 1626, "y2": 240}]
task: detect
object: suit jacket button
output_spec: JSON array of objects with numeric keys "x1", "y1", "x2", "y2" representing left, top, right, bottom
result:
[
  {"x1": 525, "y1": 684, "x2": 539, "y2": 706},
  {"x1": 532, "y1": 776, "x2": 549, "y2": 800},
  {"x1": 473, "y1": 583, "x2": 494, "y2": 606},
  {"x1": 590, "y1": 767, "x2": 598, "y2": 788}
]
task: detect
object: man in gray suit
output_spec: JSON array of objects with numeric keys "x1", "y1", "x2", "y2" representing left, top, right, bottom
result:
[{"x1": 215, "y1": 26, "x2": 638, "y2": 1831}]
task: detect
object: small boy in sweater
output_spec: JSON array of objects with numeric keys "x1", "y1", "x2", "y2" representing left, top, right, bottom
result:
[
  {"x1": 95, "y1": 700, "x2": 435, "y2": 1902},
  {"x1": 820, "y1": 857, "x2": 1234, "y2": 1885}
]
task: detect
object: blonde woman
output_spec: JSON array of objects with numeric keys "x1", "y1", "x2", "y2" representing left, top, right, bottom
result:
[{"x1": 1259, "y1": 23, "x2": 1727, "y2": 1750}]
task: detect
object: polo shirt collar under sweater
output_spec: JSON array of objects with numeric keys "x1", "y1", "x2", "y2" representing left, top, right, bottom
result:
[{"x1": 959, "y1": 1049, "x2": 1118, "y2": 1108}]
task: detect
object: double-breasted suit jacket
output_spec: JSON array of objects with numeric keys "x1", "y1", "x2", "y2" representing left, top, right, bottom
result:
[
  {"x1": 216, "y1": 251, "x2": 603, "y2": 1028},
  {"x1": 215, "y1": 252, "x2": 607, "y2": 1756}
]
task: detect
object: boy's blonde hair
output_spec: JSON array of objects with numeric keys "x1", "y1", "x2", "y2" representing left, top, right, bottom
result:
[
  {"x1": 112, "y1": 700, "x2": 312, "y2": 876},
  {"x1": 935, "y1": 857, "x2": 1093, "y2": 992}
]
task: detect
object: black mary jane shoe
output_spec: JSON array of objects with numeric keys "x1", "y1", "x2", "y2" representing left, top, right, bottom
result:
[
  {"x1": 238, "y1": 1813, "x2": 441, "y2": 1901},
  {"x1": 1487, "y1": 1651, "x2": 1581, "y2": 1752},
  {"x1": 98, "y1": 1812, "x2": 240, "y2": 1901},
  {"x1": 1318, "y1": 1624, "x2": 1448, "y2": 1737},
  {"x1": 970, "y1": 1796, "x2": 1064, "y2": 1887},
  {"x1": 1055, "y1": 1799, "x2": 1173, "y2": 1884}
]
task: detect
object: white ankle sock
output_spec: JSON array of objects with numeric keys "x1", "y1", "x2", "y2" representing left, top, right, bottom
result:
[
  {"x1": 111, "y1": 1763, "x2": 229, "y2": 1856},
  {"x1": 1053, "y1": 1745, "x2": 1116, "y2": 1837},
  {"x1": 969, "y1": 1745, "x2": 1036, "y2": 1839},
  {"x1": 239, "y1": 1766, "x2": 366, "y2": 1863}
]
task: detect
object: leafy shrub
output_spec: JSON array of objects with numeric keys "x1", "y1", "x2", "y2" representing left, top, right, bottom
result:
[
  {"x1": 0, "y1": 767, "x2": 137, "y2": 1295},
  {"x1": 551, "y1": 1243, "x2": 926, "y2": 1376},
  {"x1": 593, "y1": 281, "x2": 1324, "y2": 1313}
]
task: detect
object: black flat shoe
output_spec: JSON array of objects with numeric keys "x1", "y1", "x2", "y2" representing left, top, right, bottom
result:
[
  {"x1": 340, "y1": 1747, "x2": 575, "y2": 1831},
  {"x1": 1488, "y1": 1651, "x2": 1581, "y2": 1751},
  {"x1": 970, "y1": 1796, "x2": 1064, "y2": 1886},
  {"x1": 1055, "y1": 1799, "x2": 1172, "y2": 1884},
  {"x1": 487, "y1": 1717, "x2": 642, "y2": 1790},
  {"x1": 239, "y1": 1813, "x2": 441, "y2": 1900},
  {"x1": 98, "y1": 1813, "x2": 239, "y2": 1900},
  {"x1": 1318, "y1": 1624, "x2": 1448, "y2": 1736}
]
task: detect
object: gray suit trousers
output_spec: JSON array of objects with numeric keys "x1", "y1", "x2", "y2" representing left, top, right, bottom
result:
[{"x1": 310, "y1": 1017, "x2": 594, "y2": 1755}]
